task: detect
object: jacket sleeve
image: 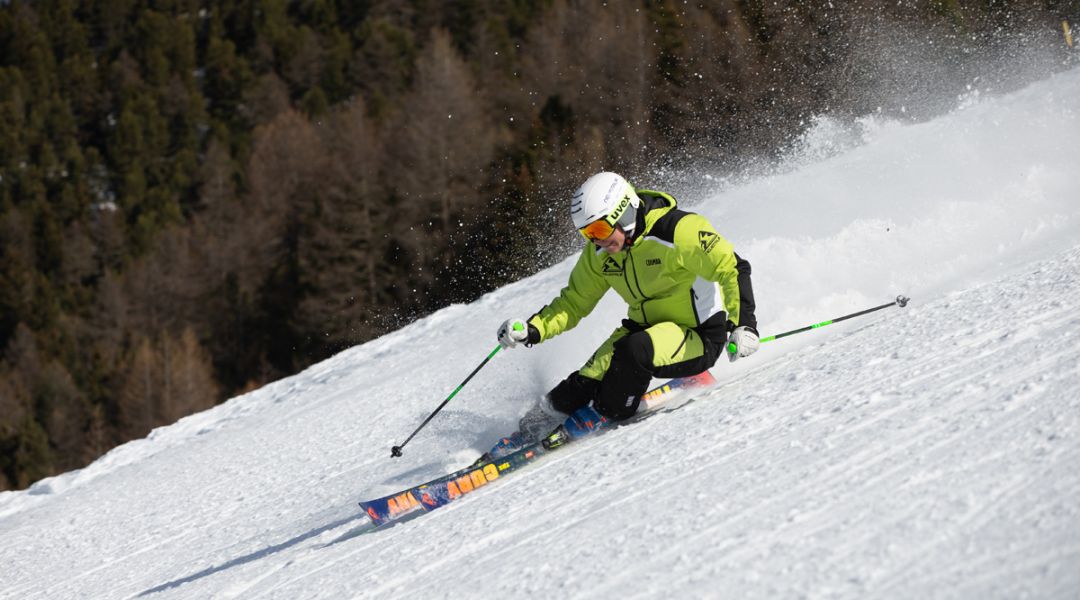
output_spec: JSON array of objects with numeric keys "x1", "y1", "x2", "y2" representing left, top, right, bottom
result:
[
  {"x1": 527, "y1": 249, "x2": 610, "y2": 342},
  {"x1": 674, "y1": 214, "x2": 755, "y2": 328}
]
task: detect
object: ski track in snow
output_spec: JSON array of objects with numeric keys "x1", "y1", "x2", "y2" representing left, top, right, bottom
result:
[{"x1": 1, "y1": 68, "x2": 1079, "y2": 599}]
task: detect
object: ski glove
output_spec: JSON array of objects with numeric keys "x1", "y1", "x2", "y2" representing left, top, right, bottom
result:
[
  {"x1": 497, "y1": 318, "x2": 540, "y2": 349},
  {"x1": 727, "y1": 326, "x2": 760, "y2": 362}
]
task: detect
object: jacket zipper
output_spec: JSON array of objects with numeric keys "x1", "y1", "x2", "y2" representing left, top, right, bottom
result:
[
  {"x1": 626, "y1": 251, "x2": 648, "y2": 299},
  {"x1": 624, "y1": 249, "x2": 651, "y2": 324},
  {"x1": 621, "y1": 253, "x2": 638, "y2": 300}
]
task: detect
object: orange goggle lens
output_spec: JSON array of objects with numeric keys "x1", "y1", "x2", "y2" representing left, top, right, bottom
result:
[{"x1": 579, "y1": 218, "x2": 616, "y2": 241}]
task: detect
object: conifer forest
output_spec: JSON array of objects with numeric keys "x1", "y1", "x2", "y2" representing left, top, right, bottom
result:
[{"x1": 1, "y1": 0, "x2": 1075, "y2": 489}]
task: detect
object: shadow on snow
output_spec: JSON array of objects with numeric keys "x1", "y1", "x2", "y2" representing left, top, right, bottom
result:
[{"x1": 136, "y1": 512, "x2": 372, "y2": 596}]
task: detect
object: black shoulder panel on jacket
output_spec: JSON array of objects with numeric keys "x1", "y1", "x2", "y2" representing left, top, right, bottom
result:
[
  {"x1": 634, "y1": 191, "x2": 692, "y2": 243},
  {"x1": 647, "y1": 206, "x2": 693, "y2": 244}
]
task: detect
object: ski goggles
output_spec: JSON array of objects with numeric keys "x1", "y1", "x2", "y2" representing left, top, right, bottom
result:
[{"x1": 578, "y1": 218, "x2": 618, "y2": 241}]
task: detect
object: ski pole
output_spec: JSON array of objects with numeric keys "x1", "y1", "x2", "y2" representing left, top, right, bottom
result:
[
  {"x1": 391, "y1": 345, "x2": 502, "y2": 458},
  {"x1": 743, "y1": 294, "x2": 910, "y2": 351}
]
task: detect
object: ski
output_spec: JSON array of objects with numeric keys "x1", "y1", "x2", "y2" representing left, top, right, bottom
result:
[
  {"x1": 358, "y1": 433, "x2": 555, "y2": 526},
  {"x1": 359, "y1": 370, "x2": 716, "y2": 527}
]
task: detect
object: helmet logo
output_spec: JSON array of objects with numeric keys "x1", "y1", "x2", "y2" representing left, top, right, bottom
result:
[{"x1": 605, "y1": 192, "x2": 632, "y2": 225}]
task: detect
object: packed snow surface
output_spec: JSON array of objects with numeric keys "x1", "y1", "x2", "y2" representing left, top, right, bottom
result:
[{"x1": 2, "y1": 68, "x2": 1079, "y2": 599}]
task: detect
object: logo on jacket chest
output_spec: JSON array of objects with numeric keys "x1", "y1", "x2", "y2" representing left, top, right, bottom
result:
[
  {"x1": 645, "y1": 258, "x2": 662, "y2": 266},
  {"x1": 602, "y1": 256, "x2": 624, "y2": 275}
]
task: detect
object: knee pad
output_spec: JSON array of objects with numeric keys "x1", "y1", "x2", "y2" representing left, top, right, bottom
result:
[
  {"x1": 612, "y1": 331, "x2": 654, "y2": 373},
  {"x1": 547, "y1": 371, "x2": 600, "y2": 414}
]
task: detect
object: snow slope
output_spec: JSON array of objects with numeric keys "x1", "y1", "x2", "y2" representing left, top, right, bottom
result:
[{"x1": 2, "y1": 68, "x2": 1079, "y2": 599}]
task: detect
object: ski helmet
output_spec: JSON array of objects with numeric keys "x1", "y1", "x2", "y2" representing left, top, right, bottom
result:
[{"x1": 570, "y1": 172, "x2": 641, "y2": 241}]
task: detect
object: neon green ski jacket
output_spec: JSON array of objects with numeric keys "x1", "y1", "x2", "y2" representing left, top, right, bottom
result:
[{"x1": 528, "y1": 190, "x2": 756, "y2": 343}]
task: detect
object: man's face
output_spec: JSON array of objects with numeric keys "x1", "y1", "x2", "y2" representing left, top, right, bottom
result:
[{"x1": 592, "y1": 226, "x2": 627, "y2": 254}]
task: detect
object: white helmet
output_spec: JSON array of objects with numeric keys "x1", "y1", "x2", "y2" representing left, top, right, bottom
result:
[{"x1": 570, "y1": 172, "x2": 641, "y2": 240}]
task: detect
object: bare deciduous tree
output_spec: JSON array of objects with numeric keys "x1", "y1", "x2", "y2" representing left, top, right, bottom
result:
[
  {"x1": 393, "y1": 28, "x2": 496, "y2": 235},
  {"x1": 160, "y1": 327, "x2": 218, "y2": 423}
]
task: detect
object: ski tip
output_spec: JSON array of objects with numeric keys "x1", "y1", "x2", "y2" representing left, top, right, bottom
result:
[{"x1": 358, "y1": 502, "x2": 381, "y2": 525}]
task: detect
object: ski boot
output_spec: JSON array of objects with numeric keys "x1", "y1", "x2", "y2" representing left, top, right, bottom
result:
[
  {"x1": 564, "y1": 405, "x2": 608, "y2": 437},
  {"x1": 541, "y1": 405, "x2": 608, "y2": 449},
  {"x1": 469, "y1": 431, "x2": 528, "y2": 468}
]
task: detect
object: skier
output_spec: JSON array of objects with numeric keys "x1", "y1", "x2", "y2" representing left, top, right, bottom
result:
[{"x1": 497, "y1": 172, "x2": 759, "y2": 438}]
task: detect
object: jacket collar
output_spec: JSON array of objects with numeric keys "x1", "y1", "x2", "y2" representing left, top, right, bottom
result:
[{"x1": 629, "y1": 190, "x2": 677, "y2": 243}]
